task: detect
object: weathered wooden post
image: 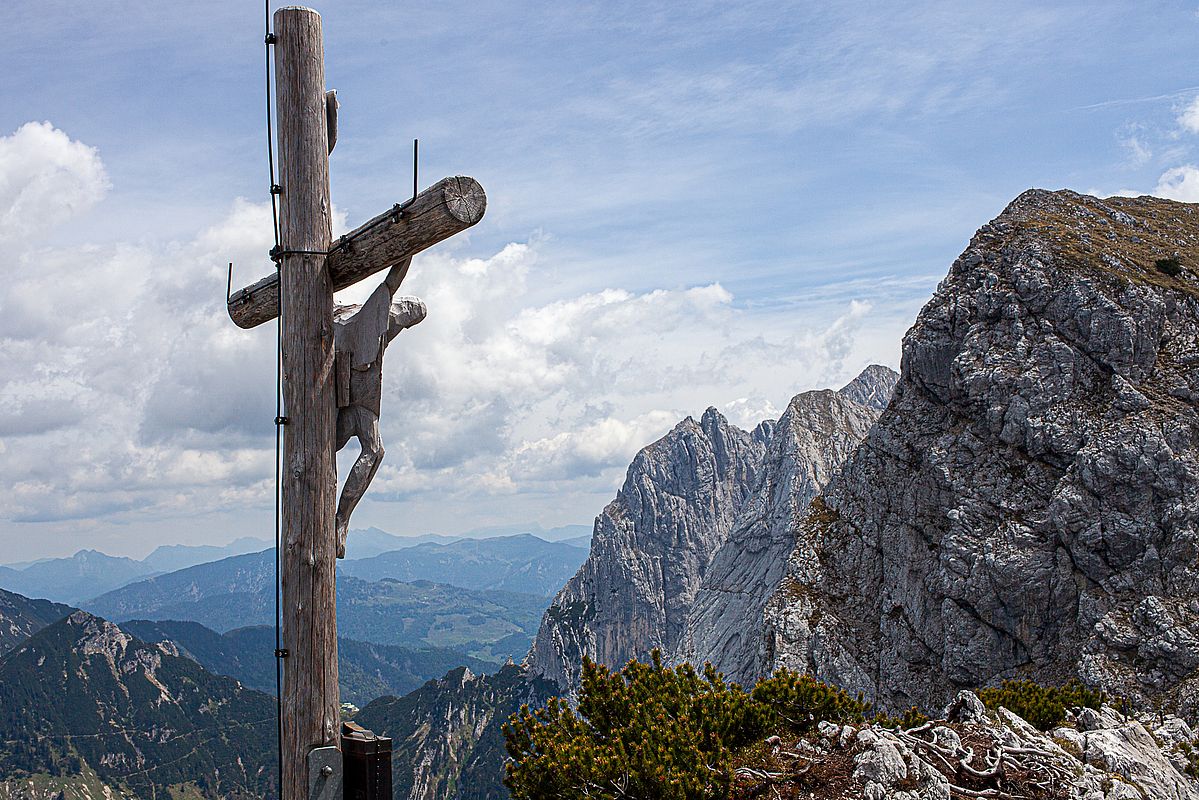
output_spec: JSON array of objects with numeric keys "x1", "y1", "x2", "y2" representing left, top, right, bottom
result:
[{"x1": 273, "y1": 8, "x2": 339, "y2": 800}]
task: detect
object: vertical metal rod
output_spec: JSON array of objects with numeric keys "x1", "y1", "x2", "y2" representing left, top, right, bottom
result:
[{"x1": 412, "y1": 138, "x2": 418, "y2": 201}]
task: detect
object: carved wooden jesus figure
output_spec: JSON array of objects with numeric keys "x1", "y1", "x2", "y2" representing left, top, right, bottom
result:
[{"x1": 332, "y1": 255, "x2": 426, "y2": 557}]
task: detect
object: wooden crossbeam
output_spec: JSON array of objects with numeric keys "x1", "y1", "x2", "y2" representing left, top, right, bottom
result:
[{"x1": 227, "y1": 175, "x2": 486, "y2": 329}]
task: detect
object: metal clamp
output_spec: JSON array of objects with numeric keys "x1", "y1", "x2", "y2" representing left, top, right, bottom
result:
[{"x1": 307, "y1": 745, "x2": 342, "y2": 800}]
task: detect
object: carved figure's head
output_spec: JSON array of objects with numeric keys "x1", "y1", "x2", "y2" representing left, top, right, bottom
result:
[{"x1": 390, "y1": 296, "x2": 427, "y2": 330}]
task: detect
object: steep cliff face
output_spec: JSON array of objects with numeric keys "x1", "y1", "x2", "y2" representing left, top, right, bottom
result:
[
  {"x1": 527, "y1": 408, "x2": 770, "y2": 689},
  {"x1": 528, "y1": 368, "x2": 897, "y2": 691},
  {"x1": 763, "y1": 190, "x2": 1199, "y2": 715},
  {"x1": 677, "y1": 379, "x2": 893, "y2": 684}
]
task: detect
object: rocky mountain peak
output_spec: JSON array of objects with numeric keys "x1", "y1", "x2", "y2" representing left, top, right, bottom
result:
[
  {"x1": 66, "y1": 609, "x2": 134, "y2": 661},
  {"x1": 0, "y1": 611, "x2": 276, "y2": 798},
  {"x1": 676, "y1": 380, "x2": 893, "y2": 682},
  {"x1": 528, "y1": 405, "x2": 768, "y2": 689},
  {"x1": 762, "y1": 189, "x2": 1199, "y2": 715},
  {"x1": 528, "y1": 366, "x2": 898, "y2": 692},
  {"x1": 838, "y1": 364, "x2": 900, "y2": 410}
]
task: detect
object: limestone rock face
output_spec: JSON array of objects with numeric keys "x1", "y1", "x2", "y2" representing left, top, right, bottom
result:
[
  {"x1": 763, "y1": 190, "x2": 1199, "y2": 714},
  {"x1": 527, "y1": 408, "x2": 770, "y2": 689},
  {"x1": 676, "y1": 382, "x2": 892, "y2": 685},
  {"x1": 839, "y1": 363, "x2": 903, "y2": 411},
  {"x1": 528, "y1": 368, "x2": 897, "y2": 691}
]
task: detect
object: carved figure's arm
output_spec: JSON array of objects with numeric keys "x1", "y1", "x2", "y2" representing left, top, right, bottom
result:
[{"x1": 383, "y1": 256, "x2": 413, "y2": 295}]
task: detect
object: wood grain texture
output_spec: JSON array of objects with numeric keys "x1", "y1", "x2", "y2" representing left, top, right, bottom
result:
[
  {"x1": 274, "y1": 8, "x2": 340, "y2": 800},
  {"x1": 227, "y1": 175, "x2": 486, "y2": 329}
]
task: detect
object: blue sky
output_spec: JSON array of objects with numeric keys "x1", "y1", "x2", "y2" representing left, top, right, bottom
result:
[{"x1": 3, "y1": 1, "x2": 1198, "y2": 561}]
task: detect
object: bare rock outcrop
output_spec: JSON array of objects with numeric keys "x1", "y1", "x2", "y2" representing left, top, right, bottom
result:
[
  {"x1": 528, "y1": 368, "x2": 897, "y2": 691},
  {"x1": 677, "y1": 378, "x2": 893, "y2": 684},
  {"x1": 763, "y1": 190, "x2": 1199, "y2": 715},
  {"x1": 740, "y1": 693, "x2": 1199, "y2": 799},
  {"x1": 527, "y1": 408, "x2": 770, "y2": 689}
]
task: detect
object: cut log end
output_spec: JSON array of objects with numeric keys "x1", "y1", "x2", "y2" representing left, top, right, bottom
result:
[{"x1": 443, "y1": 176, "x2": 487, "y2": 225}]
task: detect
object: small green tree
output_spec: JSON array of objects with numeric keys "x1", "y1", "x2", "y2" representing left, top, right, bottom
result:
[
  {"x1": 503, "y1": 652, "x2": 768, "y2": 800},
  {"x1": 750, "y1": 670, "x2": 870, "y2": 733},
  {"x1": 977, "y1": 679, "x2": 1103, "y2": 731}
]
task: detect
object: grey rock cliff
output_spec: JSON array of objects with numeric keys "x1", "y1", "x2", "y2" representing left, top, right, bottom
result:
[
  {"x1": 528, "y1": 367, "x2": 897, "y2": 691},
  {"x1": 762, "y1": 190, "x2": 1199, "y2": 715},
  {"x1": 527, "y1": 407, "x2": 769, "y2": 689},
  {"x1": 676, "y1": 376, "x2": 895, "y2": 685}
]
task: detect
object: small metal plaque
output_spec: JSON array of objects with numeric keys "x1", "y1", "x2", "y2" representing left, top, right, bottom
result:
[{"x1": 307, "y1": 745, "x2": 342, "y2": 800}]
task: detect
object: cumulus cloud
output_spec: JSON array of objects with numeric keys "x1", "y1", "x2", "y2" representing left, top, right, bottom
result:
[
  {"x1": 0, "y1": 122, "x2": 109, "y2": 243},
  {"x1": 1178, "y1": 97, "x2": 1199, "y2": 134},
  {"x1": 1152, "y1": 165, "x2": 1199, "y2": 202},
  {"x1": 0, "y1": 123, "x2": 903, "y2": 556}
]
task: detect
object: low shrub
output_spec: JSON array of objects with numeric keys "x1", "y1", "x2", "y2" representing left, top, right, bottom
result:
[
  {"x1": 1155, "y1": 256, "x2": 1184, "y2": 277},
  {"x1": 503, "y1": 654, "x2": 885, "y2": 799},
  {"x1": 751, "y1": 670, "x2": 870, "y2": 733},
  {"x1": 977, "y1": 679, "x2": 1103, "y2": 731}
]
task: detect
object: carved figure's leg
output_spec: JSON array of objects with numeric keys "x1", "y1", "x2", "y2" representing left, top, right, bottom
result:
[{"x1": 335, "y1": 406, "x2": 385, "y2": 558}]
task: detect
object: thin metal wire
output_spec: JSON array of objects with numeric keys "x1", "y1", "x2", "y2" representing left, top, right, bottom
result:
[{"x1": 264, "y1": 1, "x2": 285, "y2": 796}]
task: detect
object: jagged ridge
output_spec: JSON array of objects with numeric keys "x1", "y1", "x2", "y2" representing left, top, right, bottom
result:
[{"x1": 762, "y1": 189, "x2": 1199, "y2": 716}]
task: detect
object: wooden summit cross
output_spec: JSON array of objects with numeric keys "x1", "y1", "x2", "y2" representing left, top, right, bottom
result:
[{"x1": 225, "y1": 8, "x2": 485, "y2": 799}]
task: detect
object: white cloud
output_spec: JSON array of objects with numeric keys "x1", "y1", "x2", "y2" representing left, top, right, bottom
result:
[
  {"x1": 1178, "y1": 96, "x2": 1199, "y2": 134},
  {"x1": 1152, "y1": 165, "x2": 1199, "y2": 202},
  {"x1": 0, "y1": 122, "x2": 108, "y2": 243},
  {"x1": 1117, "y1": 127, "x2": 1152, "y2": 166},
  {"x1": 0, "y1": 123, "x2": 910, "y2": 558}
]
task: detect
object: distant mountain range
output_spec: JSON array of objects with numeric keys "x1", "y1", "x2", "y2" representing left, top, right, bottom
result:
[
  {"x1": 81, "y1": 549, "x2": 548, "y2": 662},
  {"x1": 0, "y1": 524, "x2": 591, "y2": 606},
  {"x1": 339, "y1": 533, "x2": 589, "y2": 596}
]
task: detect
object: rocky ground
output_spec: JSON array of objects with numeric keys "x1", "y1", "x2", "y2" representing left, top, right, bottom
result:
[{"x1": 732, "y1": 692, "x2": 1198, "y2": 800}]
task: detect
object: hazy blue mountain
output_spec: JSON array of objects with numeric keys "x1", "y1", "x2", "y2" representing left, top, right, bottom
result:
[
  {"x1": 342, "y1": 526, "x2": 462, "y2": 559},
  {"x1": 0, "y1": 611, "x2": 276, "y2": 799},
  {"x1": 561, "y1": 535, "x2": 592, "y2": 549},
  {"x1": 540, "y1": 523, "x2": 592, "y2": 542},
  {"x1": 0, "y1": 588, "x2": 73, "y2": 656},
  {"x1": 339, "y1": 533, "x2": 589, "y2": 596},
  {"x1": 82, "y1": 548, "x2": 275, "y2": 621},
  {"x1": 0, "y1": 550, "x2": 158, "y2": 605},
  {"x1": 84, "y1": 552, "x2": 547, "y2": 662},
  {"x1": 0, "y1": 537, "x2": 274, "y2": 607},
  {"x1": 456, "y1": 522, "x2": 591, "y2": 542},
  {"x1": 141, "y1": 536, "x2": 270, "y2": 572},
  {"x1": 336, "y1": 577, "x2": 547, "y2": 661},
  {"x1": 121, "y1": 619, "x2": 495, "y2": 707}
]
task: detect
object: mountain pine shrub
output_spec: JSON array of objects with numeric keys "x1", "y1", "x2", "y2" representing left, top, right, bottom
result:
[
  {"x1": 749, "y1": 669, "x2": 869, "y2": 733},
  {"x1": 1155, "y1": 256, "x2": 1184, "y2": 277},
  {"x1": 977, "y1": 679, "x2": 1103, "y2": 731},
  {"x1": 503, "y1": 653, "x2": 891, "y2": 799}
]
